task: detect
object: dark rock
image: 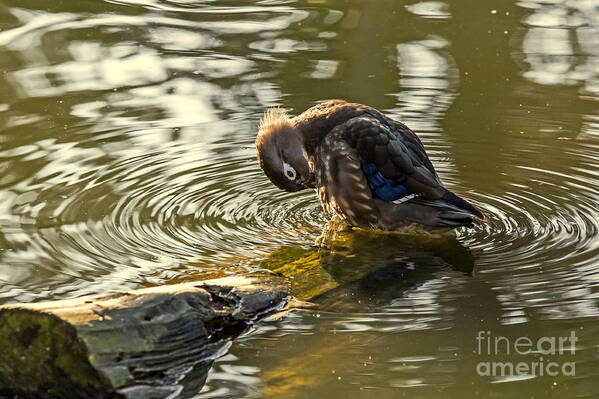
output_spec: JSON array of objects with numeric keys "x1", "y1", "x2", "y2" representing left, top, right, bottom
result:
[{"x1": 0, "y1": 275, "x2": 288, "y2": 399}]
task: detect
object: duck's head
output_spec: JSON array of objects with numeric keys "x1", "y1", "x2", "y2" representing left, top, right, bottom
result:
[{"x1": 256, "y1": 108, "x2": 315, "y2": 192}]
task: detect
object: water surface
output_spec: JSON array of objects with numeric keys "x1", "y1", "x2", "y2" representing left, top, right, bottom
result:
[{"x1": 0, "y1": 0, "x2": 598, "y2": 397}]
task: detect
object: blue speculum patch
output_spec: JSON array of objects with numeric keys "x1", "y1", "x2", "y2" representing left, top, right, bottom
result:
[{"x1": 361, "y1": 160, "x2": 409, "y2": 202}]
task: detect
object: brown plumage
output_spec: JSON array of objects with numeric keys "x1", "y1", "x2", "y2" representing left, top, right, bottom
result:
[{"x1": 255, "y1": 100, "x2": 486, "y2": 231}]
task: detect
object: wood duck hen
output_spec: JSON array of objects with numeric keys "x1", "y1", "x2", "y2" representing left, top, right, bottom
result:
[{"x1": 256, "y1": 100, "x2": 486, "y2": 231}]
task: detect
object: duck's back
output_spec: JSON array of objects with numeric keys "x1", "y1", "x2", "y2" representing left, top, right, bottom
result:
[{"x1": 308, "y1": 101, "x2": 484, "y2": 230}]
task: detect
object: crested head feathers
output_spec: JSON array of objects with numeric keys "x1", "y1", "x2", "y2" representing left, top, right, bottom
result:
[
  {"x1": 256, "y1": 108, "x2": 292, "y2": 143},
  {"x1": 255, "y1": 107, "x2": 297, "y2": 172}
]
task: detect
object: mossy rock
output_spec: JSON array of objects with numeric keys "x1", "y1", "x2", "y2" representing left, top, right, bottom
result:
[
  {"x1": 259, "y1": 218, "x2": 474, "y2": 304},
  {"x1": 0, "y1": 308, "x2": 120, "y2": 399}
]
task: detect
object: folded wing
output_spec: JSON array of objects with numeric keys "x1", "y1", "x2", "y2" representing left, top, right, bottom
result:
[{"x1": 315, "y1": 115, "x2": 484, "y2": 228}]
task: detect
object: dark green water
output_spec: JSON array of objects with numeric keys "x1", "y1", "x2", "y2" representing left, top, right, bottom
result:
[{"x1": 0, "y1": 0, "x2": 598, "y2": 397}]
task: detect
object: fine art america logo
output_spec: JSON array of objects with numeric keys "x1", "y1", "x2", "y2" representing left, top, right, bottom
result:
[{"x1": 475, "y1": 331, "x2": 577, "y2": 377}]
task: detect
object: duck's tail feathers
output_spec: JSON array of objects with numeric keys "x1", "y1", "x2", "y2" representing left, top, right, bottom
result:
[{"x1": 411, "y1": 189, "x2": 486, "y2": 228}]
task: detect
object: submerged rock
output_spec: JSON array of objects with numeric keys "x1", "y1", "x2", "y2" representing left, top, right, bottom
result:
[
  {"x1": 259, "y1": 217, "x2": 474, "y2": 306},
  {"x1": 0, "y1": 275, "x2": 288, "y2": 399}
]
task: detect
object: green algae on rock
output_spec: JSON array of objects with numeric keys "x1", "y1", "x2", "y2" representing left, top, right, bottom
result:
[
  {"x1": 258, "y1": 217, "x2": 474, "y2": 304},
  {"x1": 0, "y1": 308, "x2": 121, "y2": 399}
]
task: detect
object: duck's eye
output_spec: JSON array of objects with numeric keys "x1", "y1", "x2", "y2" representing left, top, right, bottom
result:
[{"x1": 283, "y1": 163, "x2": 296, "y2": 180}]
